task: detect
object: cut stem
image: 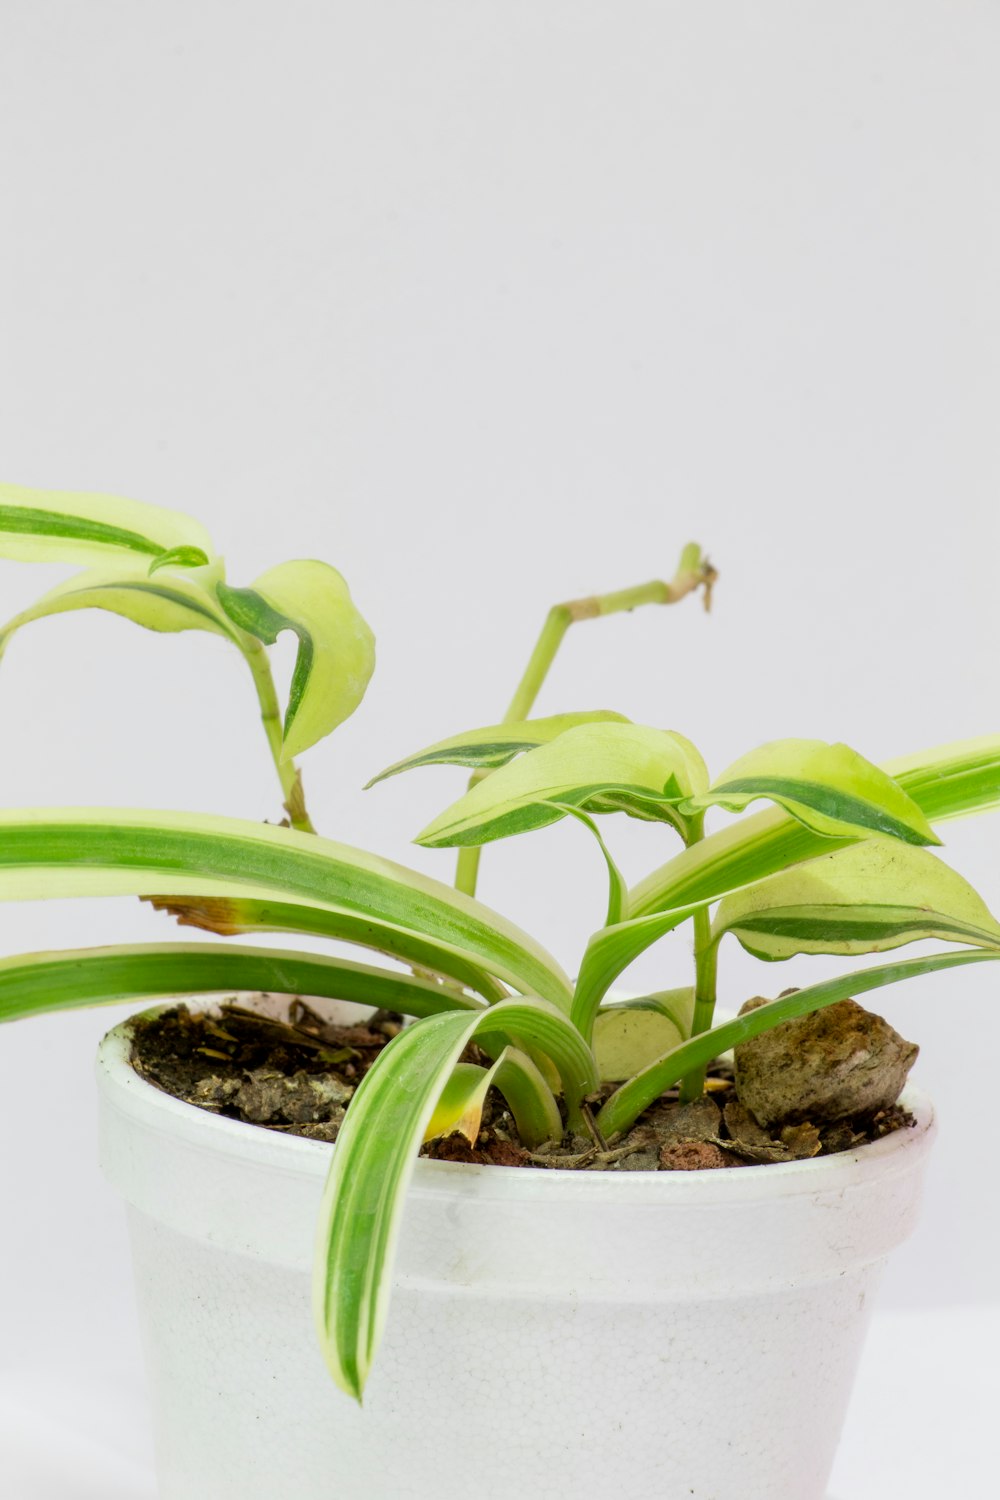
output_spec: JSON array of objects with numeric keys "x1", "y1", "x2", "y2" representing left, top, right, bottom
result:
[
  {"x1": 242, "y1": 639, "x2": 316, "y2": 833},
  {"x1": 454, "y1": 544, "x2": 717, "y2": 896}
]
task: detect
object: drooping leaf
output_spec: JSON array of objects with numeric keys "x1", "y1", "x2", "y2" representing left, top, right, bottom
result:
[
  {"x1": 549, "y1": 802, "x2": 629, "y2": 926},
  {"x1": 0, "y1": 943, "x2": 484, "y2": 1026},
  {"x1": 0, "y1": 808, "x2": 572, "y2": 1009},
  {"x1": 629, "y1": 737, "x2": 1000, "y2": 922},
  {"x1": 365, "y1": 711, "x2": 631, "y2": 787},
  {"x1": 570, "y1": 895, "x2": 717, "y2": 1041},
  {"x1": 0, "y1": 482, "x2": 214, "y2": 567},
  {"x1": 415, "y1": 724, "x2": 710, "y2": 848},
  {"x1": 713, "y1": 838, "x2": 1000, "y2": 960},
  {"x1": 218, "y1": 560, "x2": 375, "y2": 760},
  {"x1": 0, "y1": 563, "x2": 239, "y2": 662},
  {"x1": 146, "y1": 894, "x2": 509, "y2": 1003},
  {"x1": 597, "y1": 949, "x2": 1000, "y2": 1138},
  {"x1": 423, "y1": 1047, "x2": 561, "y2": 1148},
  {"x1": 683, "y1": 739, "x2": 938, "y2": 846},
  {"x1": 314, "y1": 998, "x2": 598, "y2": 1400},
  {"x1": 593, "y1": 990, "x2": 693, "y2": 1082}
]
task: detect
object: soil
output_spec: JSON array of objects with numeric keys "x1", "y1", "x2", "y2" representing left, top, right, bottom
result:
[{"x1": 129, "y1": 1000, "x2": 916, "y2": 1171}]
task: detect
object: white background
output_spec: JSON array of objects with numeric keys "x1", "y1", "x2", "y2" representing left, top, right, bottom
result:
[{"x1": 0, "y1": 2, "x2": 998, "y2": 1495}]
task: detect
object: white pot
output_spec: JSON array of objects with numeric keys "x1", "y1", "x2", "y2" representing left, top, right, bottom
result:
[{"x1": 97, "y1": 1010, "x2": 935, "y2": 1500}]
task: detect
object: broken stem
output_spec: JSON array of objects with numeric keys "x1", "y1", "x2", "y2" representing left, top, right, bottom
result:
[{"x1": 454, "y1": 544, "x2": 717, "y2": 896}]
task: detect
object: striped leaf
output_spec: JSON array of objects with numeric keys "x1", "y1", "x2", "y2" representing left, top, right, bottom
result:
[
  {"x1": 0, "y1": 808, "x2": 572, "y2": 1009},
  {"x1": 597, "y1": 949, "x2": 1000, "y2": 1138},
  {"x1": 0, "y1": 943, "x2": 483, "y2": 1026},
  {"x1": 0, "y1": 564, "x2": 239, "y2": 661},
  {"x1": 0, "y1": 482, "x2": 213, "y2": 568},
  {"x1": 628, "y1": 736, "x2": 1000, "y2": 922},
  {"x1": 571, "y1": 896, "x2": 717, "y2": 1041},
  {"x1": 366, "y1": 711, "x2": 630, "y2": 787},
  {"x1": 217, "y1": 560, "x2": 375, "y2": 760},
  {"x1": 882, "y1": 736, "x2": 1000, "y2": 823},
  {"x1": 713, "y1": 838, "x2": 1000, "y2": 960},
  {"x1": 146, "y1": 895, "x2": 509, "y2": 1003},
  {"x1": 416, "y1": 724, "x2": 709, "y2": 848},
  {"x1": 683, "y1": 739, "x2": 938, "y2": 845},
  {"x1": 314, "y1": 998, "x2": 598, "y2": 1400}
]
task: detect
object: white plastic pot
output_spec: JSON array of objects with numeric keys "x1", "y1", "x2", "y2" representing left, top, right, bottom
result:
[{"x1": 97, "y1": 1010, "x2": 935, "y2": 1500}]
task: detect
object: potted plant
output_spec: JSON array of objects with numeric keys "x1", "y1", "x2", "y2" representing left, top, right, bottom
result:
[{"x1": 1, "y1": 485, "x2": 998, "y2": 1499}]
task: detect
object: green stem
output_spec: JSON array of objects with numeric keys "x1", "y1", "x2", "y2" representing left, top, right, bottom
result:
[
  {"x1": 242, "y1": 639, "x2": 316, "y2": 834},
  {"x1": 454, "y1": 545, "x2": 717, "y2": 896},
  {"x1": 678, "y1": 813, "x2": 719, "y2": 1102}
]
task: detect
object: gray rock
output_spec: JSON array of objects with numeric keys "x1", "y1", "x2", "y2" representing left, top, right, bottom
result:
[{"x1": 733, "y1": 997, "x2": 918, "y2": 1128}]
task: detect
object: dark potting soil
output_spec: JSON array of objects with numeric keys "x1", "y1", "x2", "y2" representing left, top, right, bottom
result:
[{"x1": 130, "y1": 1001, "x2": 915, "y2": 1170}]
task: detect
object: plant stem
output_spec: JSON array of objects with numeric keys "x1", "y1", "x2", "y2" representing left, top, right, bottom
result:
[
  {"x1": 454, "y1": 545, "x2": 717, "y2": 896},
  {"x1": 242, "y1": 639, "x2": 316, "y2": 833},
  {"x1": 678, "y1": 813, "x2": 719, "y2": 1102}
]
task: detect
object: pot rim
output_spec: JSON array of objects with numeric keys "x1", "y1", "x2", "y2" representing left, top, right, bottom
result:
[{"x1": 97, "y1": 1003, "x2": 935, "y2": 1207}]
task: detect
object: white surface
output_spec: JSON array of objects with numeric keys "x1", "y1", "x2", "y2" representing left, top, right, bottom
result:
[
  {"x1": 2, "y1": 1307, "x2": 996, "y2": 1498},
  {"x1": 0, "y1": 0, "x2": 998, "y2": 1474}
]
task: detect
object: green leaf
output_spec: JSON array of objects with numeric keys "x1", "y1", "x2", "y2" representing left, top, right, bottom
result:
[
  {"x1": 0, "y1": 943, "x2": 484, "y2": 1026},
  {"x1": 883, "y1": 736, "x2": 1000, "y2": 824},
  {"x1": 314, "y1": 998, "x2": 597, "y2": 1399},
  {"x1": 548, "y1": 802, "x2": 628, "y2": 926},
  {"x1": 218, "y1": 560, "x2": 375, "y2": 760},
  {"x1": 629, "y1": 737, "x2": 1000, "y2": 922},
  {"x1": 593, "y1": 990, "x2": 693, "y2": 1082},
  {"x1": 597, "y1": 949, "x2": 1000, "y2": 1138},
  {"x1": 0, "y1": 808, "x2": 572, "y2": 1010},
  {"x1": 0, "y1": 564, "x2": 239, "y2": 660},
  {"x1": 146, "y1": 894, "x2": 510, "y2": 1003},
  {"x1": 683, "y1": 739, "x2": 939, "y2": 846},
  {"x1": 713, "y1": 838, "x2": 1000, "y2": 960},
  {"x1": 0, "y1": 482, "x2": 214, "y2": 567},
  {"x1": 415, "y1": 724, "x2": 710, "y2": 848},
  {"x1": 147, "y1": 546, "x2": 212, "y2": 574},
  {"x1": 365, "y1": 711, "x2": 631, "y2": 787},
  {"x1": 571, "y1": 896, "x2": 716, "y2": 1041}
]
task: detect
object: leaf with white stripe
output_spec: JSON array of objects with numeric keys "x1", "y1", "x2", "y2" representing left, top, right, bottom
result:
[
  {"x1": 366, "y1": 711, "x2": 630, "y2": 786},
  {"x1": 682, "y1": 739, "x2": 938, "y2": 846},
  {"x1": 314, "y1": 998, "x2": 598, "y2": 1400},
  {"x1": 0, "y1": 481, "x2": 213, "y2": 567},
  {"x1": 416, "y1": 723, "x2": 709, "y2": 848},
  {"x1": 713, "y1": 838, "x2": 1000, "y2": 960}
]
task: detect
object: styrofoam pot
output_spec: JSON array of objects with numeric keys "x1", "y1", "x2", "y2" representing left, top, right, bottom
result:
[{"x1": 97, "y1": 1010, "x2": 935, "y2": 1500}]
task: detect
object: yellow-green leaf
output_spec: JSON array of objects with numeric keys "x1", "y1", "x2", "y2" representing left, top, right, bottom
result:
[
  {"x1": 0, "y1": 481, "x2": 213, "y2": 567},
  {"x1": 593, "y1": 990, "x2": 693, "y2": 1082},
  {"x1": 713, "y1": 838, "x2": 1000, "y2": 960},
  {"x1": 683, "y1": 739, "x2": 939, "y2": 846},
  {"x1": 416, "y1": 723, "x2": 709, "y2": 848},
  {"x1": 0, "y1": 563, "x2": 237, "y2": 660},
  {"x1": 366, "y1": 711, "x2": 631, "y2": 787},
  {"x1": 218, "y1": 560, "x2": 375, "y2": 760}
]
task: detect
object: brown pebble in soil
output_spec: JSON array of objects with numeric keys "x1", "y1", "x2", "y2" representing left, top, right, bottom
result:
[
  {"x1": 422, "y1": 1133, "x2": 531, "y2": 1167},
  {"x1": 644, "y1": 1094, "x2": 722, "y2": 1147},
  {"x1": 734, "y1": 996, "x2": 919, "y2": 1128},
  {"x1": 659, "y1": 1139, "x2": 732, "y2": 1171}
]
